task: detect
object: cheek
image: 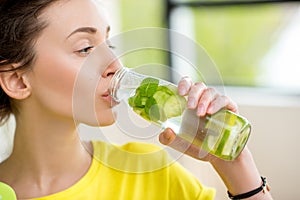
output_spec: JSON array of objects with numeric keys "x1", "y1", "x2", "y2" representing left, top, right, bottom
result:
[{"x1": 31, "y1": 53, "x2": 80, "y2": 115}]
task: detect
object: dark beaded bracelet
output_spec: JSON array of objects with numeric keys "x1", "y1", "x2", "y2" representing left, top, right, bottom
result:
[{"x1": 228, "y1": 176, "x2": 269, "y2": 199}]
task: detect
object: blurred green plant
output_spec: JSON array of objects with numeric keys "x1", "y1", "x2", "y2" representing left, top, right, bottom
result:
[
  {"x1": 193, "y1": 5, "x2": 285, "y2": 86},
  {"x1": 119, "y1": 0, "x2": 288, "y2": 86}
]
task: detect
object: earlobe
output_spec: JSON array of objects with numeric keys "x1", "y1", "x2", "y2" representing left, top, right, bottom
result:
[{"x1": 0, "y1": 66, "x2": 31, "y2": 100}]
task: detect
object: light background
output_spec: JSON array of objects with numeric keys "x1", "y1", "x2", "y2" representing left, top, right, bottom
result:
[{"x1": 1, "y1": 1, "x2": 300, "y2": 199}]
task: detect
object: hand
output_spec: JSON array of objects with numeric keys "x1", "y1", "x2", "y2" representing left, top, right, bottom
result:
[
  {"x1": 159, "y1": 77, "x2": 238, "y2": 162},
  {"x1": 158, "y1": 77, "x2": 274, "y2": 199}
]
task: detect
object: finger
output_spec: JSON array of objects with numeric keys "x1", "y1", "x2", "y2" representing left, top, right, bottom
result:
[
  {"x1": 207, "y1": 95, "x2": 238, "y2": 115},
  {"x1": 197, "y1": 88, "x2": 220, "y2": 116},
  {"x1": 159, "y1": 130, "x2": 211, "y2": 161},
  {"x1": 169, "y1": 138, "x2": 202, "y2": 160},
  {"x1": 178, "y1": 76, "x2": 193, "y2": 96},
  {"x1": 187, "y1": 82, "x2": 207, "y2": 109}
]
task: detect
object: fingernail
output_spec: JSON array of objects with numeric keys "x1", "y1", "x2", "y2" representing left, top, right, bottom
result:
[
  {"x1": 178, "y1": 85, "x2": 187, "y2": 95},
  {"x1": 163, "y1": 130, "x2": 172, "y2": 140}
]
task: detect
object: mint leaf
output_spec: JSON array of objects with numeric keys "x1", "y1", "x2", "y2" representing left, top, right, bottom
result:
[{"x1": 139, "y1": 78, "x2": 159, "y2": 97}]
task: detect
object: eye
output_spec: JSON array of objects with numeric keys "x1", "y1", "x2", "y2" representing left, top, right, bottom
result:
[
  {"x1": 108, "y1": 44, "x2": 116, "y2": 49},
  {"x1": 106, "y1": 40, "x2": 116, "y2": 49},
  {"x1": 76, "y1": 46, "x2": 94, "y2": 56}
]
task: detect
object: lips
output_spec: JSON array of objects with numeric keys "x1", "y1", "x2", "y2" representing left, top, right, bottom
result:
[
  {"x1": 102, "y1": 91, "x2": 110, "y2": 98},
  {"x1": 102, "y1": 91, "x2": 119, "y2": 107}
]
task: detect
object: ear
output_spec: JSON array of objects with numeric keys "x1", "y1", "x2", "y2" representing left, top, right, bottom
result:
[{"x1": 0, "y1": 64, "x2": 31, "y2": 100}]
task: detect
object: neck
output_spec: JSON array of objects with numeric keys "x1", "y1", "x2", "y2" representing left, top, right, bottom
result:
[{"x1": 0, "y1": 109, "x2": 93, "y2": 197}]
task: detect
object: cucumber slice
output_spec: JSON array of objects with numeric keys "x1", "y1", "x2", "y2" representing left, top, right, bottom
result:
[
  {"x1": 203, "y1": 111, "x2": 225, "y2": 151},
  {"x1": 156, "y1": 85, "x2": 176, "y2": 95},
  {"x1": 149, "y1": 104, "x2": 165, "y2": 122},
  {"x1": 153, "y1": 90, "x2": 171, "y2": 105},
  {"x1": 128, "y1": 78, "x2": 186, "y2": 123},
  {"x1": 163, "y1": 95, "x2": 186, "y2": 118},
  {"x1": 214, "y1": 112, "x2": 237, "y2": 156},
  {"x1": 153, "y1": 85, "x2": 186, "y2": 120}
]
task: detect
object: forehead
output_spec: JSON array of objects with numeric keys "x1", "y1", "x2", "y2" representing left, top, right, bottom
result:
[{"x1": 40, "y1": 0, "x2": 109, "y2": 36}]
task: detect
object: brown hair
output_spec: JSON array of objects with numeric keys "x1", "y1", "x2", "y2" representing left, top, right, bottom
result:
[{"x1": 0, "y1": 0, "x2": 59, "y2": 124}]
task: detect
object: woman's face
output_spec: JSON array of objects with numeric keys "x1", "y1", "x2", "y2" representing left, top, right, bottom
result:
[{"x1": 27, "y1": 0, "x2": 120, "y2": 126}]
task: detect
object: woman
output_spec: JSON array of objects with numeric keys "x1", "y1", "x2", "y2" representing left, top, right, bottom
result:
[{"x1": 0, "y1": 0, "x2": 273, "y2": 199}]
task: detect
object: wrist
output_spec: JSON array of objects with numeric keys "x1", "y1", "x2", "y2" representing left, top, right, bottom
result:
[
  {"x1": 227, "y1": 176, "x2": 270, "y2": 199},
  {"x1": 209, "y1": 147, "x2": 262, "y2": 195}
]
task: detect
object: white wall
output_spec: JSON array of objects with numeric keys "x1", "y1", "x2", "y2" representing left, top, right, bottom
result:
[
  {"x1": 241, "y1": 105, "x2": 299, "y2": 200},
  {"x1": 180, "y1": 88, "x2": 300, "y2": 200}
]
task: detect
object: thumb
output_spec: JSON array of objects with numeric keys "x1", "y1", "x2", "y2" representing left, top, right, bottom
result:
[
  {"x1": 159, "y1": 128, "x2": 211, "y2": 161},
  {"x1": 159, "y1": 128, "x2": 195, "y2": 157},
  {"x1": 158, "y1": 128, "x2": 176, "y2": 145}
]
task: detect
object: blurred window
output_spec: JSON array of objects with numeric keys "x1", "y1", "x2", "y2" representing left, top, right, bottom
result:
[{"x1": 118, "y1": 0, "x2": 300, "y2": 91}]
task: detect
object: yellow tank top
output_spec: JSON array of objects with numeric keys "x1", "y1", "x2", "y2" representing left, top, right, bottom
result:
[{"x1": 32, "y1": 141, "x2": 215, "y2": 200}]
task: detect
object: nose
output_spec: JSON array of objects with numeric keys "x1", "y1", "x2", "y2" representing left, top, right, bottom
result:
[{"x1": 102, "y1": 58, "x2": 122, "y2": 78}]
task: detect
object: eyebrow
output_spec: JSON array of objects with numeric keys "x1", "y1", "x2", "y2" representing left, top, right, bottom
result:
[
  {"x1": 67, "y1": 26, "x2": 111, "y2": 39},
  {"x1": 67, "y1": 27, "x2": 97, "y2": 39}
]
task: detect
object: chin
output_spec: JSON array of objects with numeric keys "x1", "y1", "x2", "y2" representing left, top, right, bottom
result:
[
  {"x1": 98, "y1": 109, "x2": 116, "y2": 126},
  {"x1": 77, "y1": 108, "x2": 116, "y2": 127},
  {"x1": 81, "y1": 118, "x2": 115, "y2": 127},
  {"x1": 98, "y1": 118, "x2": 116, "y2": 127},
  {"x1": 93, "y1": 111, "x2": 116, "y2": 127}
]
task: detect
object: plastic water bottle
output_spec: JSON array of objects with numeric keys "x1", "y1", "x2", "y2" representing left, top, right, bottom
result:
[{"x1": 110, "y1": 67, "x2": 251, "y2": 160}]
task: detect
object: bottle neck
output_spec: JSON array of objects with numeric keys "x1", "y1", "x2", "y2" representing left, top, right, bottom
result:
[
  {"x1": 110, "y1": 67, "x2": 129, "y2": 102},
  {"x1": 110, "y1": 67, "x2": 147, "y2": 102},
  {"x1": 110, "y1": 67, "x2": 176, "y2": 103}
]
